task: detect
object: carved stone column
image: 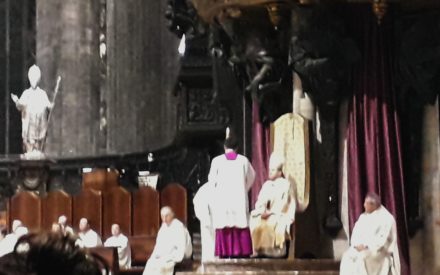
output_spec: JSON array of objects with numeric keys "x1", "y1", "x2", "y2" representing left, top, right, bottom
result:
[
  {"x1": 106, "y1": 0, "x2": 180, "y2": 154},
  {"x1": 410, "y1": 101, "x2": 440, "y2": 275},
  {"x1": 37, "y1": 0, "x2": 100, "y2": 156}
]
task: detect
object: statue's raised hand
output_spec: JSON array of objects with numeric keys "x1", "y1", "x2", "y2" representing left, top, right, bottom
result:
[{"x1": 11, "y1": 93, "x2": 19, "y2": 103}]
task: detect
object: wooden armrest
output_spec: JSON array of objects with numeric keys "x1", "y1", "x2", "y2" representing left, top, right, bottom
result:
[
  {"x1": 88, "y1": 246, "x2": 119, "y2": 273},
  {"x1": 129, "y1": 235, "x2": 157, "y2": 266}
]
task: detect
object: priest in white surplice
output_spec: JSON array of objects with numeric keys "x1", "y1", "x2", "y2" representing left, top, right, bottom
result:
[
  {"x1": 249, "y1": 153, "x2": 296, "y2": 257},
  {"x1": 209, "y1": 129, "x2": 256, "y2": 258},
  {"x1": 193, "y1": 181, "x2": 216, "y2": 262},
  {"x1": 142, "y1": 206, "x2": 192, "y2": 275},
  {"x1": 76, "y1": 218, "x2": 103, "y2": 248},
  {"x1": 340, "y1": 192, "x2": 400, "y2": 275},
  {"x1": 58, "y1": 215, "x2": 75, "y2": 236},
  {"x1": 0, "y1": 220, "x2": 29, "y2": 257},
  {"x1": 104, "y1": 223, "x2": 131, "y2": 269}
]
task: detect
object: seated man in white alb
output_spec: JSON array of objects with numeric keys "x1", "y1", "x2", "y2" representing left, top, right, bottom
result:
[
  {"x1": 143, "y1": 206, "x2": 192, "y2": 275},
  {"x1": 340, "y1": 192, "x2": 400, "y2": 275},
  {"x1": 58, "y1": 215, "x2": 74, "y2": 236},
  {"x1": 193, "y1": 181, "x2": 216, "y2": 262},
  {"x1": 104, "y1": 223, "x2": 131, "y2": 269},
  {"x1": 249, "y1": 153, "x2": 296, "y2": 257},
  {"x1": 0, "y1": 220, "x2": 29, "y2": 257},
  {"x1": 76, "y1": 218, "x2": 102, "y2": 248},
  {"x1": 51, "y1": 222, "x2": 62, "y2": 233}
]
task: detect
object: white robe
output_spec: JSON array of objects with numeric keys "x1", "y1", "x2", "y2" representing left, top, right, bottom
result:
[
  {"x1": 0, "y1": 226, "x2": 29, "y2": 257},
  {"x1": 193, "y1": 182, "x2": 216, "y2": 262},
  {"x1": 15, "y1": 87, "x2": 51, "y2": 142},
  {"x1": 104, "y1": 233, "x2": 131, "y2": 269},
  {"x1": 143, "y1": 219, "x2": 192, "y2": 275},
  {"x1": 61, "y1": 225, "x2": 74, "y2": 236},
  {"x1": 0, "y1": 235, "x2": 18, "y2": 257},
  {"x1": 249, "y1": 177, "x2": 295, "y2": 255},
  {"x1": 208, "y1": 154, "x2": 255, "y2": 229},
  {"x1": 77, "y1": 229, "x2": 103, "y2": 248},
  {"x1": 340, "y1": 206, "x2": 401, "y2": 275}
]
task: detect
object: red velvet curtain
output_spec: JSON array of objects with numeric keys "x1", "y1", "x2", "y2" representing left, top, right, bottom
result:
[
  {"x1": 346, "y1": 7, "x2": 410, "y2": 275},
  {"x1": 250, "y1": 102, "x2": 271, "y2": 209}
]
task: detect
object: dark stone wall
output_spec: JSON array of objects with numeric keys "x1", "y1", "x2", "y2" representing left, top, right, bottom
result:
[
  {"x1": 0, "y1": 0, "x2": 35, "y2": 155},
  {"x1": 36, "y1": 0, "x2": 180, "y2": 157},
  {"x1": 37, "y1": 0, "x2": 101, "y2": 157},
  {"x1": 106, "y1": 0, "x2": 179, "y2": 154},
  {"x1": 0, "y1": 1, "x2": 6, "y2": 154}
]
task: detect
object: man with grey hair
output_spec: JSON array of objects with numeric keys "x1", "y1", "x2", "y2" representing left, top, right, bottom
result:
[
  {"x1": 340, "y1": 192, "x2": 400, "y2": 275},
  {"x1": 76, "y1": 218, "x2": 102, "y2": 248},
  {"x1": 104, "y1": 224, "x2": 131, "y2": 269},
  {"x1": 58, "y1": 215, "x2": 74, "y2": 236},
  {"x1": 143, "y1": 206, "x2": 192, "y2": 275},
  {"x1": 0, "y1": 220, "x2": 28, "y2": 257}
]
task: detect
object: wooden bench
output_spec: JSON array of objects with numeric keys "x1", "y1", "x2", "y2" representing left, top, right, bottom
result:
[
  {"x1": 118, "y1": 260, "x2": 195, "y2": 275},
  {"x1": 6, "y1": 182, "x2": 188, "y2": 270},
  {"x1": 129, "y1": 235, "x2": 156, "y2": 266},
  {"x1": 89, "y1": 246, "x2": 119, "y2": 274}
]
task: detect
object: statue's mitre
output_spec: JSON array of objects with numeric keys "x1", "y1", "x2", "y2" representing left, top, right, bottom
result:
[{"x1": 190, "y1": 0, "x2": 293, "y2": 23}]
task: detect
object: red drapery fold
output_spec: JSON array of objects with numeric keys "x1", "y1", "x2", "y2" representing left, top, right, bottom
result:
[
  {"x1": 250, "y1": 102, "x2": 271, "y2": 209},
  {"x1": 346, "y1": 7, "x2": 410, "y2": 275}
]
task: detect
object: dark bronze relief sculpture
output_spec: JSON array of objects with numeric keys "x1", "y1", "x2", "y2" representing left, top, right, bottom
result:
[
  {"x1": 165, "y1": 0, "x2": 361, "y2": 236},
  {"x1": 395, "y1": 11, "x2": 440, "y2": 235},
  {"x1": 166, "y1": 0, "x2": 440, "y2": 238}
]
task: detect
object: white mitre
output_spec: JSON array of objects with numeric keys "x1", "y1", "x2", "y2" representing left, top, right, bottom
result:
[{"x1": 269, "y1": 153, "x2": 285, "y2": 170}]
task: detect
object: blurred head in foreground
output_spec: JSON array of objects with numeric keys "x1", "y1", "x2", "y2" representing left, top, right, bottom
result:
[{"x1": 0, "y1": 232, "x2": 104, "y2": 275}]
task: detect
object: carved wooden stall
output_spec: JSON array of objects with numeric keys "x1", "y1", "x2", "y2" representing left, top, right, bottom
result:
[
  {"x1": 8, "y1": 191, "x2": 41, "y2": 231},
  {"x1": 82, "y1": 169, "x2": 119, "y2": 191},
  {"x1": 131, "y1": 186, "x2": 161, "y2": 266},
  {"x1": 132, "y1": 186, "x2": 160, "y2": 236},
  {"x1": 73, "y1": 189, "x2": 103, "y2": 237},
  {"x1": 160, "y1": 183, "x2": 187, "y2": 225},
  {"x1": 103, "y1": 186, "x2": 132, "y2": 239},
  {"x1": 6, "y1": 183, "x2": 188, "y2": 267},
  {"x1": 41, "y1": 190, "x2": 72, "y2": 231}
]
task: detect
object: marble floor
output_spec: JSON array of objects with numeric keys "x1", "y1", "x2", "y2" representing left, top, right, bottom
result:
[
  {"x1": 176, "y1": 259, "x2": 340, "y2": 275},
  {"x1": 120, "y1": 258, "x2": 340, "y2": 275}
]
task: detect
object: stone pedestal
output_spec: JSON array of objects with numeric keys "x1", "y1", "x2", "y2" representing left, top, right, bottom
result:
[
  {"x1": 0, "y1": 155, "x2": 53, "y2": 198},
  {"x1": 14, "y1": 158, "x2": 54, "y2": 195}
]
